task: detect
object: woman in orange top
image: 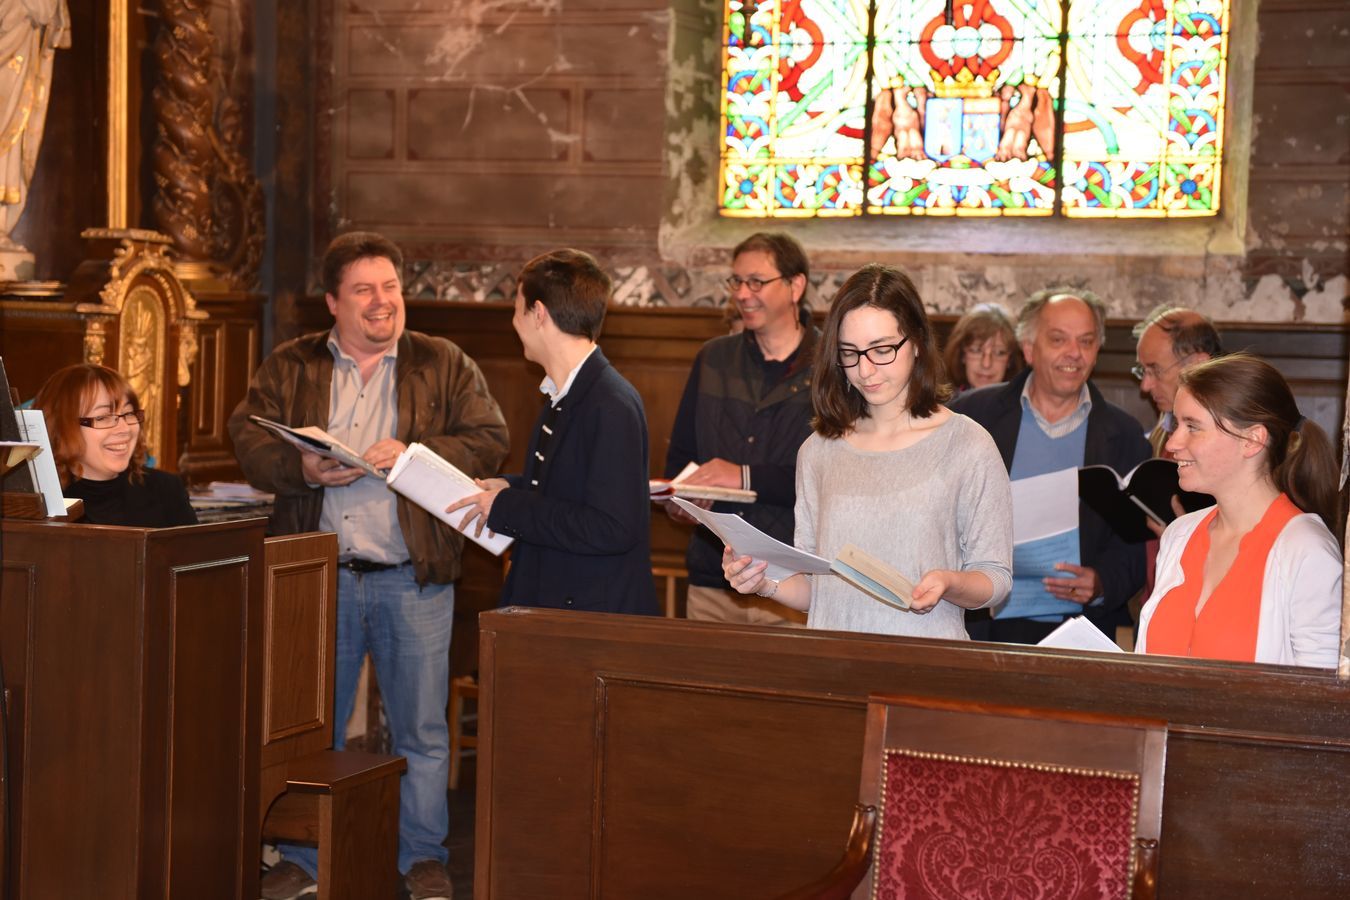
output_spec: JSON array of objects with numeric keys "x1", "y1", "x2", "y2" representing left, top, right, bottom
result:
[{"x1": 1135, "y1": 354, "x2": 1341, "y2": 667}]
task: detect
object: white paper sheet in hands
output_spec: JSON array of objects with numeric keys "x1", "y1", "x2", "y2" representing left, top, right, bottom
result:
[
  {"x1": 385, "y1": 443, "x2": 513, "y2": 556},
  {"x1": 670, "y1": 496, "x2": 830, "y2": 582}
]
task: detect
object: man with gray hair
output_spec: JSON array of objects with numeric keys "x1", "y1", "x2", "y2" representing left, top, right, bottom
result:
[
  {"x1": 1132, "y1": 305, "x2": 1224, "y2": 456},
  {"x1": 951, "y1": 288, "x2": 1150, "y2": 644}
]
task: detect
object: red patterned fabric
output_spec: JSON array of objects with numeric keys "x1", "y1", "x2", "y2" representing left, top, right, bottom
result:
[{"x1": 874, "y1": 750, "x2": 1139, "y2": 900}]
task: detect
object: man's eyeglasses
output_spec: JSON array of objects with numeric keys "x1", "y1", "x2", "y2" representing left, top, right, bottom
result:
[
  {"x1": 1130, "y1": 355, "x2": 1191, "y2": 382},
  {"x1": 725, "y1": 274, "x2": 786, "y2": 292},
  {"x1": 838, "y1": 337, "x2": 909, "y2": 368},
  {"x1": 79, "y1": 409, "x2": 146, "y2": 429}
]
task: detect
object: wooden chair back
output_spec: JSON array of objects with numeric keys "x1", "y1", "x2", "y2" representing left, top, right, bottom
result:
[{"x1": 854, "y1": 694, "x2": 1166, "y2": 900}]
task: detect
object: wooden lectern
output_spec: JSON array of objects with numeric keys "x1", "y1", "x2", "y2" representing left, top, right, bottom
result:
[{"x1": 1, "y1": 518, "x2": 266, "y2": 899}]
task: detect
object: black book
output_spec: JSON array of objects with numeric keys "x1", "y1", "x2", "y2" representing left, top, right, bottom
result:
[{"x1": 1078, "y1": 458, "x2": 1210, "y2": 543}]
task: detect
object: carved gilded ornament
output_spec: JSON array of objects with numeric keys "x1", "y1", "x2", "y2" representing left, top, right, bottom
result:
[
  {"x1": 72, "y1": 228, "x2": 206, "y2": 387},
  {"x1": 82, "y1": 317, "x2": 108, "y2": 366},
  {"x1": 119, "y1": 286, "x2": 166, "y2": 458}
]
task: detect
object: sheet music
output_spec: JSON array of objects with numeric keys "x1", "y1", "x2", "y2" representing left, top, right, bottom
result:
[
  {"x1": 670, "y1": 496, "x2": 830, "y2": 582},
  {"x1": 385, "y1": 443, "x2": 513, "y2": 556},
  {"x1": 15, "y1": 410, "x2": 67, "y2": 517}
]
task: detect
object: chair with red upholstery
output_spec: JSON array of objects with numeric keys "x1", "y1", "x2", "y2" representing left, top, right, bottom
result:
[{"x1": 780, "y1": 694, "x2": 1166, "y2": 900}]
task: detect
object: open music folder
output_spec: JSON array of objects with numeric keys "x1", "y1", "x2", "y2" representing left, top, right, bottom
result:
[{"x1": 385, "y1": 442, "x2": 513, "y2": 556}]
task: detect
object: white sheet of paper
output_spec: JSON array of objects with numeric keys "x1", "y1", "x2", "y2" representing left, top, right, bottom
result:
[
  {"x1": 671, "y1": 461, "x2": 699, "y2": 483},
  {"x1": 15, "y1": 410, "x2": 67, "y2": 517},
  {"x1": 1011, "y1": 467, "x2": 1079, "y2": 543},
  {"x1": 1038, "y1": 616, "x2": 1124, "y2": 653},
  {"x1": 670, "y1": 496, "x2": 830, "y2": 582}
]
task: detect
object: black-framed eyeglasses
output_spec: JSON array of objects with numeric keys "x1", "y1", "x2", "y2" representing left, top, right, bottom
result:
[
  {"x1": 79, "y1": 409, "x2": 146, "y2": 429},
  {"x1": 725, "y1": 274, "x2": 786, "y2": 292},
  {"x1": 838, "y1": 337, "x2": 909, "y2": 368},
  {"x1": 1130, "y1": 355, "x2": 1191, "y2": 382}
]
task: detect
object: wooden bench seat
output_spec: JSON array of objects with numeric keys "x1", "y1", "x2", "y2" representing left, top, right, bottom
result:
[{"x1": 263, "y1": 749, "x2": 406, "y2": 900}]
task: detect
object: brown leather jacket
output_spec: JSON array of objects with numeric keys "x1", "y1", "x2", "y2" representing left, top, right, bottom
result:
[{"x1": 227, "y1": 329, "x2": 509, "y2": 585}]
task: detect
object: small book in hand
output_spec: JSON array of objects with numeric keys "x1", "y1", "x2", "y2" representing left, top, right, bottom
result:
[
  {"x1": 829, "y1": 543, "x2": 915, "y2": 611},
  {"x1": 649, "y1": 461, "x2": 756, "y2": 504},
  {"x1": 1078, "y1": 458, "x2": 1210, "y2": 543}
]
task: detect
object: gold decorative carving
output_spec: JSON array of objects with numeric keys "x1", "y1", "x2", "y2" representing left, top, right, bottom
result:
[
  {"x1": 119, "y1": 286, "x2": 166, "y2": 458},
  {"x1": 151, "y1": 0, "x2": 264, "y2": 291},
  {"x1": 83, "y1": 318, "x2": 108, "y2": 366},
  {"x1": 108, "y1": 0, "x2": 128, "y2": 227}
]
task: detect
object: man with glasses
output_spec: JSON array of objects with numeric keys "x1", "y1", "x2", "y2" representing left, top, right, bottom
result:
[
  {"x1": 951, "y1": 289, "x2": 1150, "y2": 644},
  {"x1": 230, "y1": 231, "x2": 508, "y2": 900},
  {"x1": 1132, "y1": 305, "x2": 1223, "y2": 456},
  {"x1": 662, "y1": 232, "x2": 819, "y2": 626}
]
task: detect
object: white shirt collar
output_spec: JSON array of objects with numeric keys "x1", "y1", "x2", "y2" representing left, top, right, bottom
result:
[{"x1": 540, "y1": 344, "x2": 598, "y2": 407}]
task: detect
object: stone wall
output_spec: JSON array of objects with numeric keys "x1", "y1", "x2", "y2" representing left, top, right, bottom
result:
[{"x1": 299, "y1": 0, "x2": 1347, "y2": 323}]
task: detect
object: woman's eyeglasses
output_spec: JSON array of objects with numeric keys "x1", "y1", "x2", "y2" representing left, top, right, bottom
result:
[
  {"x1": 79, "y1": 409, "x2": 146, "y2": 429},
  {"x1": 837, "y1": 337, "x2": 909, "y2": 368},
  {"x1": 964, "y1": 343, "x2": 1011, "y2": 361}
]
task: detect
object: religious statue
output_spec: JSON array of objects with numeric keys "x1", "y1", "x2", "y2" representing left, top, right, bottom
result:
[{"x1": 0, "y1": 0, "x2": 71, "y2": 276}]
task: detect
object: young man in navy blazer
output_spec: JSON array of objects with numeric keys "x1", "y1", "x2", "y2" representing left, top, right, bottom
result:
[{"x1": 449, "y1": 249, "x2": 659, "y2": 616}]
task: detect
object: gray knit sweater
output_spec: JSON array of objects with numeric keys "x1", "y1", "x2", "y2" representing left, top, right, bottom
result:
[{"x1": 796, "y1": 412, "x2": 1013, "y2": 639}]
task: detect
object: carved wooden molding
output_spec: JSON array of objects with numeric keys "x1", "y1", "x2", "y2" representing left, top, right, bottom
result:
[
  {"x1": 151, "y1": 1, "x2": 215, "y2": 261},
  {"x1": 151, "y1": 0, "x2": 265, "y2": 291}
]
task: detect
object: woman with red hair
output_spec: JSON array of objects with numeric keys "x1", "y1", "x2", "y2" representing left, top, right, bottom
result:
[{"x1": 33, "y1": 363, "x2": 196, "y2": 526}]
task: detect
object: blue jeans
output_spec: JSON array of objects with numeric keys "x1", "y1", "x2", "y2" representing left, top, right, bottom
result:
[{"x1": 282, "y1": 565, "x2": 453, "y2": 876}]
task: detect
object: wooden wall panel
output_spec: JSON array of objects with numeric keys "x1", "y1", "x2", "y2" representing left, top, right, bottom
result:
[
  {"x1": 315, "y1": 2, "x2": 669, "y2": 258},
  {"x1": 165, "y1": 557, "x2": 252, "y2": 898}
]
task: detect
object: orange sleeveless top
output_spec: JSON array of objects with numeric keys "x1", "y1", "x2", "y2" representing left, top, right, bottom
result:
[{"x1": 1145, "y1": 493, "x2": 1301, "y2": 662}]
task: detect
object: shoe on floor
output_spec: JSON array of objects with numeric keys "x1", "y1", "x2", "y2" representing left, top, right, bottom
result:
[
  {"x1": 259, "y1": 860, "x2": 317, "y2": 900},
  {"x1": 405, "y1": 858, "x2": 454, "y2": 900}
]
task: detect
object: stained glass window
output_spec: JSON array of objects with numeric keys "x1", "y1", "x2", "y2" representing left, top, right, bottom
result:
[{"x1": 719, "y1": 0, "x2": 1230, "y2": 217}]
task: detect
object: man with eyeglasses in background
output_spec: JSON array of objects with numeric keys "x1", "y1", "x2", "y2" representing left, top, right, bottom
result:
[
  {"x1": 662, "y1": 232, "x2": 819, "y2": 626},
  {"x1": 1132, "y1": 305, "x2": 1224, "y2": 458},
  {"x1": 951, "y1": 289, "x2": 1150, "y2": 645}
]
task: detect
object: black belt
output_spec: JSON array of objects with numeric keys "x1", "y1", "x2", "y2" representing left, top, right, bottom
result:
[{"x1": 340, "y1": 558, "x2": 406, "y2": 573}]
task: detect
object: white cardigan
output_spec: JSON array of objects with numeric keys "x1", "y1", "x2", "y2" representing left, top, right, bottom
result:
[{"x1": 1136, "y1": 506, "x2": 1343, "y2": 669}]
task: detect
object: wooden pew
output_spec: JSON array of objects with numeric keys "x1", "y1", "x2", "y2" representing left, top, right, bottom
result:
[
  {"x1": 259, "y1": 532, "x2": 405, "y2": 899},
  {"x1": 474, "y1": 609, "x2": 1350, "y2": 900}
]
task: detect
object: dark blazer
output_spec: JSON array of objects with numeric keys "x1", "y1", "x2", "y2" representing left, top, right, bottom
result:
[
  {"x1": 488, "y1": 348, "x2": 659, "y2": 616},
  {"x1": 950, "y1": 368, "x2": 1151, "y2": 631}
]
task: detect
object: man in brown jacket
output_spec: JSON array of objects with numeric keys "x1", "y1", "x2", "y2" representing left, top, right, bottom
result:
[{"x1": 230, "y1": 232, "x2": 508, "y2": 900}]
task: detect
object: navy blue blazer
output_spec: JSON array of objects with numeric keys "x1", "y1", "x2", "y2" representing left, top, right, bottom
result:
[
  {"x1": 487, "y1": 348, "x2": 659, "y2": 616},
  {"x1": 950, "y1": 368, "x2": 1150, "y2": 630}
]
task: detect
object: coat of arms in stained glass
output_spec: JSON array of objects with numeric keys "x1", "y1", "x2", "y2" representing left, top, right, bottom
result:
[{"x1": 718, "y1": 0, "x2": 1230, "y2": 218}]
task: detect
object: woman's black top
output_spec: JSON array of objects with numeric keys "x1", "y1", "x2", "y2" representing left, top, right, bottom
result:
[{"x1": 65, "y1": 468, "x2": 198, "y2": 527}]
